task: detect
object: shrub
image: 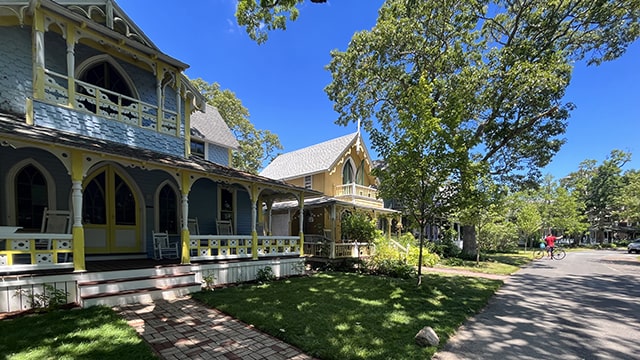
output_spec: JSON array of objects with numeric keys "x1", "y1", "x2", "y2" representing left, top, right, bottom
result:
[
  {"x1": 341, "y1": 211, "x2": 378, "y2": 242},
  {"x1": 15, "y1": 284, "x2": 69, "y2": 312},
  {"x1": 365, "y1": 258, "x2": 416, "y2": 279},
  {"x1": 256, "y1": 266, "x2": 276, "y2": 283},
  {"x1": 407, "y1": 246, "x2": 440, "y2": 267}
]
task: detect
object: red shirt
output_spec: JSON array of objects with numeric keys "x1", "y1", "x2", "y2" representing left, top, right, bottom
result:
[{"x1": 545, "y1": 235, "x2": 557, "y2": 247}]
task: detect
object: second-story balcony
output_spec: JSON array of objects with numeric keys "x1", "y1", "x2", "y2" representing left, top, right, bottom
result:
[
  {"x1": 43, "y1": 69, "x2": 180, "y2": 137},
  {"x1": 334, "y1": 183, "x2": 384, "y2": 208}
]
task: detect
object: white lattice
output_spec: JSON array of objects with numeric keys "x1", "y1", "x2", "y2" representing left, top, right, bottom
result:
[
  {"x1": 189, "y1": 239, "x2": 198, "y2": 248},
  {"x1": 56, "y1": 240, "x2": 71, "y2": 250},
  {"x1": 200, "y1": 249, "x2": 208, "y2": 256},
  {"x1": 0, "y1": 254, "x2": 6, "y2": 266},
  {"x1": 11, "y1": 240, "x2": 30, "y2": 250},
  {"x1": 36, "y1": 253, "x2": 54, "y2": 264}
]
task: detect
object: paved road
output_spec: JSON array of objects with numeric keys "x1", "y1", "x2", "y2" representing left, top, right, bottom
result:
[{"x1": 433, "y1": 250, "x2": 640, "y2": 360}]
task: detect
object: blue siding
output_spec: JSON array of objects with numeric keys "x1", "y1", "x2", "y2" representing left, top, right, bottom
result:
[
  {"x1": 0, "y1": 27, "x2": 32, "y2": 115},
  {"x1": 208, "y1": 143, "x2": 230, "y2": 166},
  {"x1": 33, "y1": 101, "x2": 186, "y2": 157},
  {"x1": 236, "y1": 190, "x2": 251, "y2": 235},
  {"x1": 189, "y1": 179, "x2": 218, "y2": 235}
]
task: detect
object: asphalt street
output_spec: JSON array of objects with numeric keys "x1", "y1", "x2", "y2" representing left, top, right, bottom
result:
[{"x1": 432, "y1": 249, "x2": 640, "y2": 360}]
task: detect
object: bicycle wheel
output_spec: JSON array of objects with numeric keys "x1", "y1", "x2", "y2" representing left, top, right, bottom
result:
[
  {"x1": 533, "y1": 249, "x2": 545, "y2": 259},
  {"x1": 553, "y1": 249, "x2": 566, "y2": 260}
]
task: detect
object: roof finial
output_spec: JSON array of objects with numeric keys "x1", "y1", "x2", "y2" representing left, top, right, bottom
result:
[{"x1": 357, "y1": 118, "x2": 361, "y2": 134}]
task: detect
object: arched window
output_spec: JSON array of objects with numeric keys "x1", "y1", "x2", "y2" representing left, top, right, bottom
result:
[
  {"x1": 15, "y1": 164, "x2": 48, "y2": 230},
  {"x1": 342, "y1": 159, "x2": 354, "y2": 184},
  {"x1": 114, "y1": 173, "x2": 135, "y2": 225},
  {"x1": 76, "y1": 57, "x2": 135, "y2": 114},
  {"x1": 158, "y1": 183, "x2": 178, "y2": 234},
  {"x1": 84, "y1": 171, "x2": 106, "y2": 224}
]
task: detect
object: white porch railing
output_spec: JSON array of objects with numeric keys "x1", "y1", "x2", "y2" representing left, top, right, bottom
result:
[
  {"x1": 303, "y1": 239, "x2": 374, "y2": 259},
  {"x1": 0, "y1": 233, "x2": 74, "y2": 272},
  {"x1": 334, "y1": 183, "x2": 379, "y2": 199},
  {"x1": 189, "y1": 235, "x2": 301, "y2": 261},
  {"x1": 44, "y1": 69, "x2": 179, "y2": 136}
]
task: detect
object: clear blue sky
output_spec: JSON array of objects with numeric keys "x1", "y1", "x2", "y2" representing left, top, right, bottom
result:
[{"x1": 118, "y1": 0, "x2": 640, "y2": 179}]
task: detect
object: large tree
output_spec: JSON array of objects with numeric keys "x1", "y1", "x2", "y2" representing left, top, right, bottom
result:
[
  {"x1": 191, "y1": 78, "x2": 282, "y2": 174},
  {"x1": 324, "y1": 0, "x2": 640, "y2": 256}
]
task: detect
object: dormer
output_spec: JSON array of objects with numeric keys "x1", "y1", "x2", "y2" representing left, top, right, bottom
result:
[
  {"x1": 190, "y1": 104, "x2": 239, "y2": 166},
  {"x1": 0, "y1": 0, "x2": 205, "y2": 158}
]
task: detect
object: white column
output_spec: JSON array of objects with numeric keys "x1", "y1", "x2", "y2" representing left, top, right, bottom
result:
[
  {"x1": 71, "y1": 180, "x2": 83, "y2": 227},
  {"x1": 181, "y1": 193, "x2": 189, "y2": 231}
]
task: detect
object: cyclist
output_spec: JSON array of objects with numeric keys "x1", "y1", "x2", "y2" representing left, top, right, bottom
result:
[{"x1": 545, "y1": 233, "x2": 562, "y2": 259}]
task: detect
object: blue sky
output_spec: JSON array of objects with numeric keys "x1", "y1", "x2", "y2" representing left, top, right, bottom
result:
[{"x1": 117, "y1": 0, "x2": 640, "y2": 179}]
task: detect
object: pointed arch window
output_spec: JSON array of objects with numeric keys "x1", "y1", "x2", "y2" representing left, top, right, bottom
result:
[
  {"x1": 15, "y1": 165, "x2": 48, "y2": 230},
  {"x1": 77, "y1": 59, "x2": 135, "y2": 114},
  {"x1": 84, "y1": 172, "x2": 106, "y2": 224},
  {"x1": 342, "y1": 159, "x2": 354, "y2": 184},
  {"x1": 158, "y1": 184, "x2": 178, "y2": 234}
]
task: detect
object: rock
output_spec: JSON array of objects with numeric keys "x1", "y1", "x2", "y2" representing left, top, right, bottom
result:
[{"x1": 415, "y1": 326, "x2": 439, "y2": 347}]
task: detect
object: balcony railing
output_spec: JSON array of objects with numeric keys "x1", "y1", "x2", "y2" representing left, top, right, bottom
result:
[
  {"x1": 43, "y1": 69, "x2": 179, "y2": 136},
  {"x1": 0, "y1": 233, "x2": 74, "y2": 272},
  {"x1": 189, "y1": 235, "x2": 301, "y2": 261},
  {"x1": 334, "y1": 183, "x2": 382, "y2": 205},
  {"x1": 303, "y1": 239, "x2": 374, "y2": 259}
]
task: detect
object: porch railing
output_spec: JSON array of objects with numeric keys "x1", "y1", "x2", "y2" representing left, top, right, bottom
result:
[
  {"x1": 303, "y1": 239, "x2": 374, "y2": 259},
  {"x1": 44, "y1": 69, "x2": 179, "y2": 136},
  {"x1": 0, "y1": 233, "x2": 74, "y2": 272},
  {"x1": 189, "y1": 235, "x2": 301, "y2": 261},
  {"x1": 334, "y1": 183, "x2": 379, "y2": 199}
]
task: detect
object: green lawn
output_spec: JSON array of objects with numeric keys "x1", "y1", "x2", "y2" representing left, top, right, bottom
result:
[
  {"x1": 0, "y1": 306, "x2": 156, "y2": 360},
  {"x1": 436, "y1": 251, "x2": 531, "y2": 275},
  {"x1": 192, "y1": 272, "x2": 502, "y2": 360}
]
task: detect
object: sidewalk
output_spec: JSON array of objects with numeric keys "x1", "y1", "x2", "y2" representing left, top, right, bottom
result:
[{"x1": 114, "y1": 296, "x2": 317, "y2": 360}]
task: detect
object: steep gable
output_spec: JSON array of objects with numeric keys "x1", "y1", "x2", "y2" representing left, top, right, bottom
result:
[
  {"x1": 260, "y1": 132, "x2": 365, "y2": 180},
  {"x1": 190, "y1": 104, "x2": 239, "y2": 150}
]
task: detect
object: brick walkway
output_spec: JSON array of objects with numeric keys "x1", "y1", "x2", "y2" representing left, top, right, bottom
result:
[{"x1": 114, "y1": 296, "x2": 317, "y2": 360}]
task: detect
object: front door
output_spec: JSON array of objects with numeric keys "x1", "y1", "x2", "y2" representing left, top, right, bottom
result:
[{"x1": 83, "y1": 166, "x2": 140, "y2": 253}]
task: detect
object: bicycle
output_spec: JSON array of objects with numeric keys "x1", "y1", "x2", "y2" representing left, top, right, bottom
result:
[{"x1": 533, "y1": 245, "x2": 566, "y2": 260}]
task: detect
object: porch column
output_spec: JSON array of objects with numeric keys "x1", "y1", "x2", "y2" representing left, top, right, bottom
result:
[
  {"x1": 299, "y1": 193, "x2": 305, "y2": 256},
  {"x1": 32, "y1": 9, "x2": 45, "y2": 103},
  {"x1": 70, "y1": 151, "x2": 86, "y2": 272},
  {"x1": 156, "y1": 67, "x2": 163, "y2": 132},
  {"x1": 66, "y1": 24, "x2": 76, "y2": 108},
  {"x1": 266, "y1": 200, "x2": 273, "y2": 235},
  {"x1": 387, "y1": 216, "x2": 392, "y2": 240},
  {"x1": 251, "y1": 184, "x2": 259, "y2": 260},
  {"x1": 180, "y1": 172, "x2": 191, "y2": 264}
]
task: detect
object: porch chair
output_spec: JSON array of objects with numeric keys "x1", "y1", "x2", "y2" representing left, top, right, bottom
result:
[
  {"x1": 187, "y1": 218, "x2": 200, "y2": 235},
  {"x1": 38, "y1": 208, "x2": 72, "y2": 261},
  {"x1": 216, "y1": 220, "x2": 233, "y2": 235},
  {"x1": 255, "y1": 222, "x2": 265, "y2": 236},
  {"x1": 152, "y1": 231, "x2": 179, "y2": 260}
]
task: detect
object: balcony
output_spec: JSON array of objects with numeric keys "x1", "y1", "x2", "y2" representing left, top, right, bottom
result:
[
  {"x1": 334, "y1": 183, "x2": 384, "y2": 207},
  {"x1": 43, "y1": 69, "x2": 179, "y2": 136}
]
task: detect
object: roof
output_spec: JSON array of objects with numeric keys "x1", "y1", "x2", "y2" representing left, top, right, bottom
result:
[
  {"x1": 0, "y1": 112, "x2": 318, "y2": 197},
  {"x1": 271, "y1": 195, "x2": 399, "y2": 214},
  {"x1": 190, "y1": 104, "x2": 239, "y2": 150},
  {"x1": 260, "y1": 132, "x2": 360, "y2": 180}
]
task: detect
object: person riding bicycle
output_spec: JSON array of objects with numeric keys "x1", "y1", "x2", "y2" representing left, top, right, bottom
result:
[{"x1": 545, "y1": 233, "x2": 562, "y2": 259}]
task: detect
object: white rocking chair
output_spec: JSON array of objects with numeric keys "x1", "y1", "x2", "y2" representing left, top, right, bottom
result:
[
  {"x1": 152, "y1": 231, "x2": 179, "y2": 260},
  {"x1": 38, "y1": 207, "x2": 72, "y2": 262}
]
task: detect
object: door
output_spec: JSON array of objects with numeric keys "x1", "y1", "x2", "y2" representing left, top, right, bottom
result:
[{"x1": 83, "y1": 166, "x2": 140, "y2": 253}]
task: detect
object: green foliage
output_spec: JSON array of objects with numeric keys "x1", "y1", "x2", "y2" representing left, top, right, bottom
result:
[
  {"x1": 407, "y1": 246, "x2": 440, "y2": 268},
  {"x1": 15, "y1": 284, "x2": 69, "y2": 312},
  {"x1": 340, "y1": 210, "x2": 378, "y2": 242},
  {"x1": 256, "y1": 266, "x2": 277, "y2": 283},
  {"x1": 202, "y1": 271, "x2": 217, "y2": 291},
  {"x1": 365, "y1": 257, "x2": 416, "y2": 279}
]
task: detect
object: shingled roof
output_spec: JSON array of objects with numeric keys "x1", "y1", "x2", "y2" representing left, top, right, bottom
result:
[
  {"x1": 0, "y1": 112, "x2": 317, "y2": 197},
  {"x1": 190, "y1": 104, "x2": 239, "y2": 150},
  {"x1": 260, "y1": 132, "x2": 360, "y2": 180}
]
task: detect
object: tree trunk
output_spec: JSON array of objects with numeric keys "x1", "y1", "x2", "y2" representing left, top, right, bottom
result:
[{"x1": 462, "y1": 224, "x2": 477, "y2": 258}]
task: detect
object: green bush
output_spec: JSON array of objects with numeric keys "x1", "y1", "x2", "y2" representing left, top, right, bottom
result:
[
  {"x1": 341, "y1": 211, "x2": 378, "y2": 242},
  {"x1": 365, "y1": 258, "x2": 416, "y2": 279},
  {"x1": 256, "y1": 266, "x2": 276, "y2": 283},
  {"x1": 407, "y1": 246, "x2": 440, "y2": 267}
]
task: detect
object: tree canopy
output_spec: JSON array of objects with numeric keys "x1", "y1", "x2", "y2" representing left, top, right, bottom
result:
[
  {"x1": 191, "y1": 78, "x2": 282, "y2": 174},
  {"x1": 323, "y1": 0, "x2": 640, "y2": 255}
]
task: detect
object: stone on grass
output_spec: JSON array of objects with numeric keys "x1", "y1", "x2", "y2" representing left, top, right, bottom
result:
[{"x1": 415, "y1": 326, "x2": 439, "y2": 347}]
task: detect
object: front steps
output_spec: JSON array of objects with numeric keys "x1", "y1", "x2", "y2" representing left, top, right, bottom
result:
[{"x1": 78, "y1": 265, "x2": 201, "y2": 308}]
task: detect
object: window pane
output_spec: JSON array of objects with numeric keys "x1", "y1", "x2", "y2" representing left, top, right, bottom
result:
[
  {"x1": 115, "y1": 174, "x2": 136, "y2": 225},
  {"x1": 159, "y1": 185, "x2": 178, "y2": 233},
  {"x1": 84, "y1": 172, "x2": 106, "y2": 224},
  {"x1": 15, "y1": 165, "x2": 48, "y2": 230}
]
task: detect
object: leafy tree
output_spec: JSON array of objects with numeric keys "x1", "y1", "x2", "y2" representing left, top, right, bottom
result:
[
  {"x1": 236, "y1": 0, "x2": 327, "y2": 44},
  {"x1": 324, "y1": 0, "x2": 640, "y2": 256},
  {"x1": 191, "y1": 78, "x2": 282, "y2": 174},
  {"x1": 616, "y1": 169, "x2": 640, "y2": 225},
  {"x1": 508, "y1": 191, "x2": 542, "y2": 250}
]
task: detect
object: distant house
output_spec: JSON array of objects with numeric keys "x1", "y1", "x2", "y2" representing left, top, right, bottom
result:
[
  {"x1": 0, "y1": 0, "x2": 317, "y2": 312},
  {"x1": 260, "y1": 131, "x2": 399, "y2": 259}
]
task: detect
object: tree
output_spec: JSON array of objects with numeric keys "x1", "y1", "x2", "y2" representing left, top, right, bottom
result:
[
  {"x1": 324, "y1": 0, "x2": 640, "y2": 256},
  {"x1": 508, "y1": 191, "x2": 542, "y2": 250},
  {"x1": 236, "y1": 0, "x2": 327, "y2": 44},
  {"x1": 191, "y1": 78, "x2": 283, "y2": 174},
  {"x1": 616, "y1": 170, "x2": 640, "y2": 225}
]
